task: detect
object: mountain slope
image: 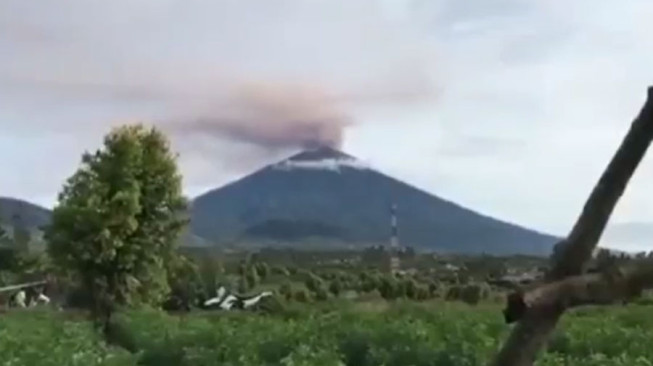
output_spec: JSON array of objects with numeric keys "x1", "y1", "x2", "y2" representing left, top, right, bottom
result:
[
  {"x1": 0, "y1": 197, "x2": 210, "y2": 248},
  {"x1": 190, "y1": 146, "x2": 558, "y2": 255},
  {"x1": 0, "y1": 197, "x2": 52, "y2": 230}
]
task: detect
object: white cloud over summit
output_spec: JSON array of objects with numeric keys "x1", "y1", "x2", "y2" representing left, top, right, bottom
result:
[{"x1": 2, "y1": 0, "x2": 653, "y2": 250}]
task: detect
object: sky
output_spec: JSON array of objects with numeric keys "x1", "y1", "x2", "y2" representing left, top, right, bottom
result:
[{"x1": 2, "y1": 0, "x2": 653, "y2": 251}]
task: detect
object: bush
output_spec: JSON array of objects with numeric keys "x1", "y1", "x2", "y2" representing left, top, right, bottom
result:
[
  {"x1": 455, "y1": 283, "x2": 489, "y2": 305},
  {"x1": 5, "y1": 303, "x2": 653, "y2": 365},
  {"x1": 379, "y1": 276, "x2": 399, "y2": 300},
  {"x1": 304, "y1": 272, "x2": 324, "y2": 293},
  {"x1": 272, "y1": 266, "x2": 290, "y2": 277},
  {"x1": 329, "y1": 280, "x2": 342, "y2": 297},
  {"x1": 415, "y1": 286, "x2": 429, "y2": 301},
  {"x1": 315, "y1": 287, "x2": 329, "y2": 301},
  {"x1": 294, "y1": 289, "x2": 311, "y2": 303},
  {"x1": 255, "y1": 263, "x2": 270, "y2": 279},
  {"x1": 238, "y1": 277, "x2": 249, "y2": 294},
  {"x1": 428, "y1": 281, "x2": 438, "y2": 296},
  {"x1": 445, "y1": 285, "x2": 462, "y2": 301},
  {"x1": 403, "y1": 279, "x2": 417, "y2": 300},
  {"x1": 279, "y1": 282, "x2": 293, "y2": 300}
]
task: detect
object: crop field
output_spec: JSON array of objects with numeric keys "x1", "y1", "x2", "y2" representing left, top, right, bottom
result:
[{"x1": 2, "y1": 301, "x2": 653, "y2": 366}]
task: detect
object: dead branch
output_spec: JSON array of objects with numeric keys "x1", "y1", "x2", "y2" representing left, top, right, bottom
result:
[
  {"x1": 490, "y1": 86, "x2": 653, "y2": 366},
  {"x1": 510, "y1": 264, "x2": 653, "y2": 314}
]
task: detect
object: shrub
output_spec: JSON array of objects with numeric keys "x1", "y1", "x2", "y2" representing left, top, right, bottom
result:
[
  {"x1": 279, "y1": 282, "x2": 293, "y2": 300},
  {"x1": 379, "y1": 276, "x2": 399, "y2": 300},
  {"x1": 403, "y1": 279, "x2": 418, "y2": 300},
  {"x1": 246, "y1": 266, "x2": 259, "y2": 288},
  {"x1": 255, "y1": 263, "x2": 270, "y2": 279},
  {"x1": 329, "y1": 280, "x2": 342, "y2": 297},
  {"x1": 304, "y1": 272, "x2": 324, "y2": 293},
  {"x1": 294, "y1": 289, "x2": 311, "y2": 303},
  {"x1": 315, "y1": 287, "x2": 329, "y2": 301},
  {"x1": 272, "y1": 266, "x2": 290, "y2": 277}
]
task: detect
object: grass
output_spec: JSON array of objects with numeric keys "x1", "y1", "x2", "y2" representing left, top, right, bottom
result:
[{"x1": 2, "y1": 301, "x2": 653, "y2": 365}]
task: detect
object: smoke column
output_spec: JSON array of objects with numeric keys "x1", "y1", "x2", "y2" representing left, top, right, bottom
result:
[
  {"x1": 161, "y1": 78, "x2": 436, "y2": 152},
  {"x1": 168, "y1": 82, "x2": 350, "y2": 150}
]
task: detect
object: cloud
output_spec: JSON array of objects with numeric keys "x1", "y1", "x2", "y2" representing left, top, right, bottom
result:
[
  {"x1": 1, "y1": 0, "x2": 440, "y2": 175},
  {"x1": 3, "y1": 0, "x2": 653, "y2": 250},
  {"x1": 344, "y1": 0, "x2": 653, "y2": 242},
  {"x1": 0, "y1": 0, "x2": 441, "y2": 198}
]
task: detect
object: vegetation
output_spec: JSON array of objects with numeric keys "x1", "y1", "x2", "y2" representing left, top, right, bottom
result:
[
  {"x1": 45, "y1": 124, "x2": 188, "y2": 326},
  {"x1": 3, "y1": 303, "x2": 653, "y2": 366},
  {"x1": 3, "y1": 113, "x2": 653, "y2": 366}
]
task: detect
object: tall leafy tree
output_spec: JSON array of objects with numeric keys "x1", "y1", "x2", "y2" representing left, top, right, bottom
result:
[{"x1": 45, "y1": 124, "x2": 187, "y2": 327}]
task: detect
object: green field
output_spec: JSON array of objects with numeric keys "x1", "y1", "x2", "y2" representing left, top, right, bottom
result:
[{"x1": 2, "y1": 301, "x2": 653, "y2": 366}]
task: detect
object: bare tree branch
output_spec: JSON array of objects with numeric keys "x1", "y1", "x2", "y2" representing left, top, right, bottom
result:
[
  {"x1": 515, "y1": 264, "x2": 653, "y2": 312},
  {"x1": 490, "y1": 87, "x2": 653, "y2": 366}
]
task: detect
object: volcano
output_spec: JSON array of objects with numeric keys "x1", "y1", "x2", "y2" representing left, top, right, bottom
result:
[{"x1": 190, "y1": 146, "x2": 558, "y2": 255}]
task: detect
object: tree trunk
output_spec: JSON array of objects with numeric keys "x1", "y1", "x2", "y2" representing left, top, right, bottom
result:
[{"x1": 489, "y1": 86, "x2": 653, "y2": 366}]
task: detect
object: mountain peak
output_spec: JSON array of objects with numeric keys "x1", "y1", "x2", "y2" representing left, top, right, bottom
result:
[
  {"x1": 288, "y1": 145, "x2": 353, "y2": 162},
  {"x1": 272, "y1": 146, "x2": 369, "y2": 172}
]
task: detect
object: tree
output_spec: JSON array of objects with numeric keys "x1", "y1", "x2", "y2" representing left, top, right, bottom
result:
[
  {"x1": 314, "y1": 286, "x2": 329, "y2": 301},
  {"x1": 305, "y1": 272, "x2": 324, "y2": 293},
  {"x1": 45, "y1": 124, "x2": 188, "y2": 330},
  {"x1": 198, "y1": 256, "x2": 223, "y2": 297},
  {"x1": 246, "y1": 265, "x2": 259, "y2": 289},
  {"x1": 491, "y1": 87, "x2": 653, "y2": 365},
  {"x1": 294, "y1": 288, "x2": 310, "y2": 303},
  {"x1": 379, "y1": 275, "x2": 398, "y2": 300},
  {"x1": 167, "y1": 254, "x2": 202, "y2": 310},
  {"x1": 428, "y1": 281, "x2": 438, "y2": 296},
  {"x1": 328, "y1": 279, "x2": 342, "y2": 297},
  {"x1": 403, "y1": 278, "x2": 417, "y2": 299},
  {"x1": 256, "y1": 262, "x2": 270, "y2": 279},
  {"x1": 279, "y1": 281, "x2": 293, "y2": 300},
  {"x1": 237, "y1": 276, "x2": 249, "y2": 293}
]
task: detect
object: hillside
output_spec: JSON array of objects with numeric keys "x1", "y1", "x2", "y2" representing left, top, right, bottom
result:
[
  {"x1": 0, "y1": 197, "x2": 52, "y2": 230},
  {"x1": 190, "y1": 146, "x2": 559, "y2": 255},
  {"x1": 0, "y1": 197, "x2": 210, "y2": 249}
]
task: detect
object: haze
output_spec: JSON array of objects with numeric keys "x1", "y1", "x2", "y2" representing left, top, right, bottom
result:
[{"x1": 2, "y1": 0, "x2": 653, "y2": 251}]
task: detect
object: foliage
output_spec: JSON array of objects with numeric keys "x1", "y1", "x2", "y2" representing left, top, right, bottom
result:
[
  {"x1": 197, "y1": 256, "x2": 223, "y2": 297},
  {"x1": 329, "y1": 279, "x2": 342, "y2": 297},
  {"x1": 246, "y1": 265, "x2": 260, "y2": 288},
  {"x1": 294, "y1": 289, "x2": 310, "y2": 303},
  {"x1": 166, "y1": 255, "x2": 202, "y2": 310},
  {"x1": 255, "y1": 262, "x2": 270, "y2": 279},
  {"x1": 45, "y1": 124, "x2": 188, "y2": 321},
  {"x1": 238, "y1": 276, "x2": 249, "y2": 293},
  {"x1": 279, "y1": 282, "x2": 293, "y2": 300},
  {"x1": 378, "y1": 275, "x2": 399, "y2": 300},
  {"x1": 314, "y1": 286, "x2": 329, "y2": 301},
  {"x1": 272, "y1": 266, "x2": 290, "y2": 277},
  {"x1": 428, "y1": 281, "x2": 438, "y2": 296},
  {"x1": 402, "y1": 278, "x2": 418, "y2": 300},
  {"x1": 0, "y1": 310, "x2": 136, "y2": 366},
  {"x1": 304, "y1": 272, "x2": 324, "y2": 293},
  {"x1": 6, "y1": 304, "x2": 653, "y2": 365}
]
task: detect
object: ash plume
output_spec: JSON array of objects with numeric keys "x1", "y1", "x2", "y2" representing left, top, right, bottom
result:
[{"x1": 168, "y1": 82, "x2": 350, "y2": 150}]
